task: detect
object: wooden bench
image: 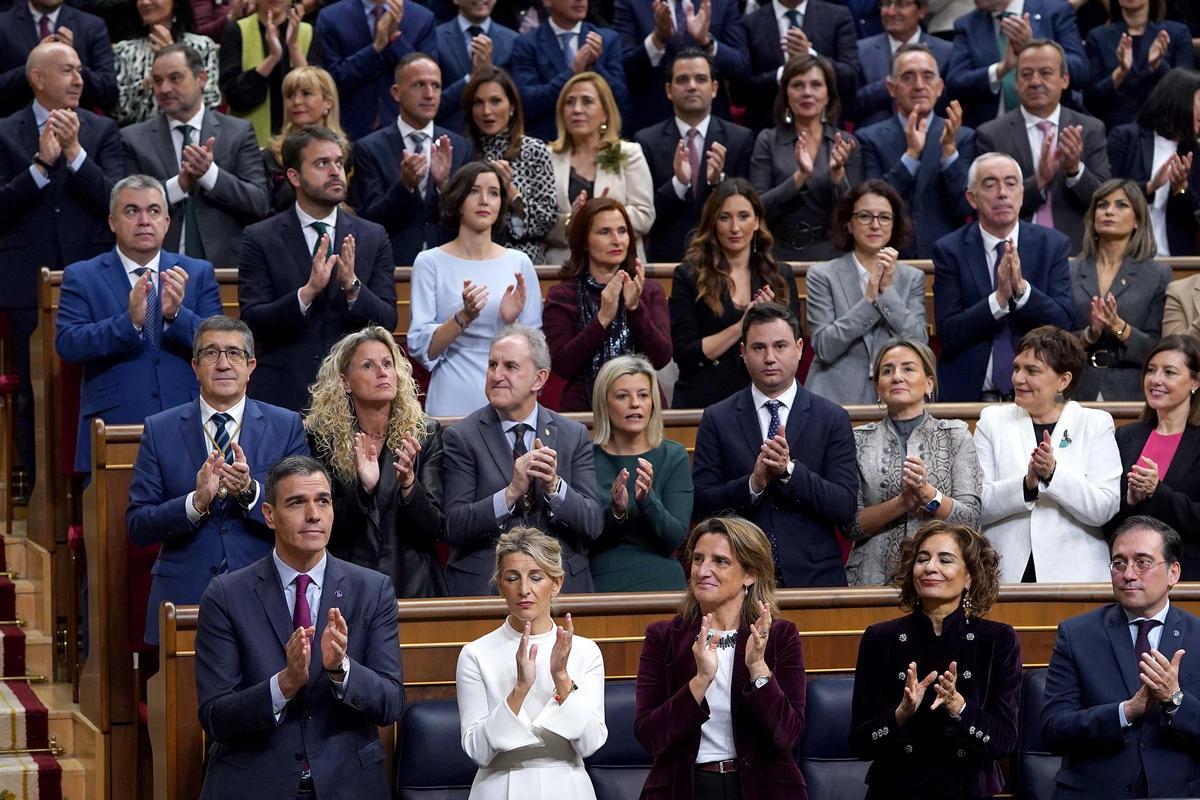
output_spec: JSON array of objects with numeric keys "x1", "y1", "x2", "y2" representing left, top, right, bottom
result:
[{"x1": 149, "y1": 585, "x2": 1200, "y2": 800}]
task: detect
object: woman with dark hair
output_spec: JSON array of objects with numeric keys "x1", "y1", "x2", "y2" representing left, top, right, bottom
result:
[
  {"x1": 749, "y1": 55, "x2": 861, "y2": 261},
  {"x1": 1085, "y1": 0, "x2": 1195, "y2": 129},
  {"x1": 1107, "y1": 335, "x2": 1200, "y2": 578},
  {"x1": 806, "y1": 179, "x2": 927, "y2": 404},
  {"x1": 974, "y1": 326, "x2": 1122, "y2": 583},
  {"x1": 464, "y1": 67, "x2": 558, "y2": 264},
  {"x1": 850, "y1": 521, "x2": 1021, "y2": 800},
  {"x1": 408, "y1": 161, "x2": 542, "y2": 416},
  {"x1": 668, "y1": 178, "x2": 801, "y2": 409},
  {"x1": 112, "y1": 0, "x2": 220, "y2": 126},
  {"x1": 634, "y1": 516, "x2": 807, "y2": 800},
  {"x1": 1071, "y1": 178, "x2": 1172, "y2": 400},
  {"x1": 1107, "y1": 68, "x2": 1200, "y2": 257},
  {"x1": 543, "y1": 197, "x2": 671, "y2": 411}
]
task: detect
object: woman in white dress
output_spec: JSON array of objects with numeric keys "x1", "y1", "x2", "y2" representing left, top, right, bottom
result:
[
  {"x1": 408, "y1": 161, "x2": 543, "y2": 416},
  {"x1": 456, "y1": 527, "x2": 608, "y2": 799}
]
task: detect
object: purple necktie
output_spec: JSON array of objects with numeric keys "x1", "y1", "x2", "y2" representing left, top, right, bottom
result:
[
  {"x1": 293, "y1": 574, "x2": 312, "y2": 630},
  {"x1": 991, "y1": 241, "x2": 1014, "y2": 395},
  {"x1": 1134, "y1": 619, "x2": 1162, "y2": 668},
  {"x1": 686, "y1": 128, "x2": 702, "y2": 199},
  {"x1": 1034, "y1": 120, "x2": 1056, "y2": 227},
  {"x1": 38, "y1": 14, "x2": 52, "y2": 40}
]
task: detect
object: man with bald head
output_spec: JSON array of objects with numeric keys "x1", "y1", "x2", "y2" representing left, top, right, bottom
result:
[{"x1": 0, "y1": 40, "x2": 122, "y2": 488}]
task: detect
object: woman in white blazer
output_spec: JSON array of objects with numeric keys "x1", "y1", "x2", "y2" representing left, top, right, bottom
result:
[
  {"x1": 542, "y1": 71, "x2": 655, "y2": 265},
  {"x1": 974, "y1": 326, "x2": 1122, "y2": 583}
]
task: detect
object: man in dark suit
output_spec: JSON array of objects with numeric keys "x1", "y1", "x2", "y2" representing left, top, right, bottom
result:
[
  {"x1": 441, "y1": 325, "x2": 603, "y2": 597},
  {"x1": 612, "y1": 0, "x2": 748, "y2": 131},
  {"x1": 55, "y1": 174, "x2": 223, "y2": 474},
  {"x1": 319, "y1": 0, "x2": 438, "y2": 141},
  {"x1": 634, "y1": 48, "x2": 753, "y2": 262},
  {"x1": 0, "y1": 40, "x2": 122, "y2": 484},
  {"x1": 946, "y1": 0, "x2": 1087, "y2": 130},
  {"x1": 853, "y1": 0, "x2": 952, "y2": 126},
  {"x1": 734, "y1": 0, "x2": 859, "y2": 132},
  {"x1": 434, "y1": 0, "x2": 518, "y2": 134},
  {"x1": 932, "y1": 152, "x2": 1073, "y2": 402},
  {"x1": 240, "y1": 125, "x2": 397, "y2": 412},
  {"x1": 510, "y1": 0, "x2": 628, "y2": 141},
  {"x1": 976, "y1": 40, "x2": 1110, "y2": 255},
  {"x1": 858, "y1": 43, "x2": 975, "y2": 259},
  {"x1": 349, "y1": 52, "x2": 472, "y2": 266},
  {"x1": 692, "y1": 302, "x2": 858, "y2": 588},
  {"x1": 0, "y1": 0, "x2": 117, "y2": 117},
  {"x1": 195, "y1": 455, "x2": 404, "y2": 800},
  {"x1": 121, "y1": 43, "x2": 271, "y2": 269},
  {"x1": 1043, "y1": 516, "x2": 1200, "y2": 799}
]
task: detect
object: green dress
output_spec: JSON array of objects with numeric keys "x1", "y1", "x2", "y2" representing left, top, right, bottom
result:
[{"x1": 590, "y1": 440, "x2": 693, "y2": 591}]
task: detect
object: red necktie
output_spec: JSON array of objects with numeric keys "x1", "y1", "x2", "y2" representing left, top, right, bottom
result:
[
  {"x1": 38, "y1": 15, "x2": 52, "y2": 40},
  {"x1": 293, "y1": 574, "x2": 312, "y2": 630}
]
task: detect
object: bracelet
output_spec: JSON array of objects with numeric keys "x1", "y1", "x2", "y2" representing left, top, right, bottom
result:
[
  {"x1": 554, "y1": 680, "x2": 578, "y2": 704},
  {"x1": 401, "y1": 479, "x2": 416, "y2": 491},
  {"x1": 32, "y1": 154, "x2": 52, "y2": 171},
  {"x1": 1113, "y1": 320, "x2": 1129, "y2": 339},
  {"x1": 453, "y1": 311, "x2": 468, "y2": 329}
]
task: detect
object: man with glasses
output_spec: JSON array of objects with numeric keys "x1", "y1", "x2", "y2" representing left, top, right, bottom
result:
[
  {"x1": 1042, "y1": 515, "x2": 1200, "y2": 798},
  {"x1": 854, "y1": 0, "x2": 951, "y2": 127},
  {"x1": 127, "y1": 315, "x2": 308, "y2": 646}
]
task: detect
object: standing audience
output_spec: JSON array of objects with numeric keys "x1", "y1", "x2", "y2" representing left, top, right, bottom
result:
[
  {"x1": 433, "y1": 0, "x2": 518, "y2": 136},
  {"x1": 853, "y1": 0, "x2": 952, "y2": 127}
]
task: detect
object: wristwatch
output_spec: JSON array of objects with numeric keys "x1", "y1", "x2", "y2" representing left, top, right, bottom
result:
[
  {"x1": 236, "y1": 481, "x2": 256, "y2": 507},
  {"x1": 326, "y1": 655, "x2": 349, "y2": 678},
  {"x1": 752, "y1": 675, "x2": 770, "y2": 690},
  {"x1": 342, "y1": 277, "x2": 361, "y2": 294},
  {"x1": 1164, "y1": 688, "x2": 1184, "y2": 713},
  {"x1": 924, "y1": 490, "x2": 943, "y2": 515}
]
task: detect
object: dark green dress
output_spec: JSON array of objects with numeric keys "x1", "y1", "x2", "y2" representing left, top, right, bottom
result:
[{"x1": 590, "y1": 440, "x2": 693, "y2": 591}]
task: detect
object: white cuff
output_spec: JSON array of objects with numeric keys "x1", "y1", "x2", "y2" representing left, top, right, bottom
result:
[
  {"x1": 643, "y1": 32, "x2": 666, "y2": 67},
  {"x1": 197, "y1": 161, "x2": 219, "y2": 192}
]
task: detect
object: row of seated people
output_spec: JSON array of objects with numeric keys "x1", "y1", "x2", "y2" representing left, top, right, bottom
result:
[{"x1": 189, "y1": 457, "x2": 1200, "y2": 799}]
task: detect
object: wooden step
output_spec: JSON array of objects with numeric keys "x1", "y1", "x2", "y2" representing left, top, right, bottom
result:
[
  {"x1": 21, "y1": 630, "x2": 52, "y2": 679},
  {"x1": 4, "y1": 538, "x2": 24, "y2": 578},
  {"x1": 32, "y1": 682, "x2": 103, "y2": 800},
  {"x1": 58, "y1": 755, "x2": 87, "y2": 800}
]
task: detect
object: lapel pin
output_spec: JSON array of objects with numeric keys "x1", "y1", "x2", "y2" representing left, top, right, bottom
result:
[
  {"x1": 334, "y1": 589, "x2": 343, "y2": 598},
  {"x1": 1121, "y1": 278, "x2": 1127, "y2": 286},
  {"x1": 1174, "y1": 629, "x2": 1180, "y2": 637},
  {"x1": 543, "y1": 428, "x2": 550, "y2": 437},
  {"x1": 1059, "y1": 429, "x2": 1071, "y2": 448}
]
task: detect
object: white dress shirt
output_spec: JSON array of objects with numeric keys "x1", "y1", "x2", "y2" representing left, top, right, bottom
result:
[
  {"x1": 294, "y1": 204, "x2": 343, "y2": 313},
  {"x1": 1019, "y1": 105, "x2": 1084, "y2": 188},
  {"x1": 887, "y1": 29, "x2": 921, "y2": 55},
  {"x1": 1117, "y1": 600, "x2": 1170, "y2": 728},
  {"x1": 1150, "y1": 134, "x2": 1177, "y2": 257},
  {"x1": 165, "y1": 106, "x2": 220, "y2": 255},
  {"x1": 979, "y1": 222, "x2": 1031, "y2": 392},
  {"x1": 672, "y1": 114, "x2": 712, "y2": 198},
  {"x1": 773, "y1": 0, "x2": 815, "y2": 82},
  {"x1": 184, "y1": 393, "x2": 261, "y2": 522},
  {"x1": 748, "y1": 380, "x2": 798, "y2": 499},
  {"x1": 28, "y1": 2, "x2": 60, "y2": 30},
  {"x1": 28, "y1": 100, "x2": 88, "y2": 188},
  {"x1": 491, "y1": 405, "x2": 569, "y2": 520},
  {"x1": 696, "y1": 633, "x2": 738, "y2": 762},
  {"x1": 114, "y1": 246, "x2": 164, "y2": 336}
]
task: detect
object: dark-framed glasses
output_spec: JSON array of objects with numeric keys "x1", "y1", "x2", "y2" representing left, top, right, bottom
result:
[
  {"x1": 852, "y1": 211, "x2": 895, "y2": 226},
  {"x1": 196, "y1": 346, "x2": 250, "y2": 365}
]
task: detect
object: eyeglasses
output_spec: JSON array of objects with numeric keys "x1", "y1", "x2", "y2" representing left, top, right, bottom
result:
[
  {"x1": 1109, "y1": 557, "x2": 1167, "y2": 575},
  {"x1": 852, "y1": 211, "x2": 895, "y2": 226},
  {"x1": 196, "y1": 346, "x2": 250, "y2": 365}
]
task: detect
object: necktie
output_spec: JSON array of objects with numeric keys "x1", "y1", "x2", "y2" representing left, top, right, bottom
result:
[
  {"x1": 211, "y1": 412, "x2": 234, "y2": 465},
  {"x1": 370, "y1": 4, "x2": 385, "y2": 23},
  {"x1": 1134, "y1": 619, "x2": 1162, "y2": 668},
  {"x1": 991, "y1": 241, "x2": 1015, "y2": 395},
  {"x1": 785, "y1": 8, "x2": 802, "y2": 28},
  {"x1": 292, "y1": 573, "x2": 313, "y2": 630},
  {"x1": 309, "y1": 221, "x2": 329, "y2": 257},
  {"x1": 134, "y1": 267, "x2": 162, "y2": 351},
  {"x1": 466, "y1": 24, "x2": 483, "y2": 38},
  {"x1": 686, "y1": 128, "x2": 702, "y2": 199},
  {"x1": 995, "y1": 12, "x2": 1019, "y2": 111},
  {"x1": 179, "y1": 124, "x2": 207, "y2": 259},
  {"x1": 509, "y1": 423, "x2": 529, "y2": 460},
  {"x1": 765, "y1": 400, "x2": 783, "y2": 440},
  {"x1": 38, "y1": 14, "x2": 52, "y2": 40},
  {"x1": 1034, "y1": 120, "x2": 1056, "y2": 227},
  {"x1": 559, "y1": 31, "x2": 577, "y2": 64},
  {"x1": 674, "y1": 0, "x2": 687, "y2": 39},
  {"x1": 410, "y1": 131, "x2": 430, "y2": 194}
]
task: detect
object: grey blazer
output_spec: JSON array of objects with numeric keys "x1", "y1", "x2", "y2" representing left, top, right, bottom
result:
[
  {"x1": 805, "y1": 252, "x2": 928, "y2": 405},
  {"x1": 846, "y1": 414, "x2": 982, "y2": 586},
  {"x1": 441, "y1": 403, "x2": 604, "y2": 596},
  {"x1": 1070, "y1": 256, "x2": 1172, "y2": 401},
  {"x1": 120, "y1": 108, "x2": 270, "y2": 268}
]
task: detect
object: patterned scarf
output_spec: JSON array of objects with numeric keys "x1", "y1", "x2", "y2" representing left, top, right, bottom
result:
[{"x1": 577, "y1": 273, "x2": 631, "y2": 400}]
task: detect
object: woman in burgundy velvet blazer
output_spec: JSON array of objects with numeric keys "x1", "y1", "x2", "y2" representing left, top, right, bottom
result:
[{"x1": 633, "y1": 517, "x2": 807, "y2": 800}]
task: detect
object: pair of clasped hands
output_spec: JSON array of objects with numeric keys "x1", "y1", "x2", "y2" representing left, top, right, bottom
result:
[
  {"x1": 279, "y1": 608, "x2": 351, "y2": 698},
  {"x1": 193, "y1": 443, "x2": 253, "y2": 515},
  {"x1": 896, "y1": 660, "x2": 965, "y2": 724}
]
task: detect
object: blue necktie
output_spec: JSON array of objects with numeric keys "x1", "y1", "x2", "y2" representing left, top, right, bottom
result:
[
  {"x1": 559, "y1": 31, "x2": 576, "y2": 64},
  {"x1": 134, "y1": 267, "x2": 161, "y2": 351},
  {"x1": 766, "y1": 399, "x2": 783, "y2": 440},
  {"x1": 211, "y1": 412, "x2": 234, "y2": 465},
  {"x1": 785, "y1": 8, "x2": 802, "y2": 28},
  {"x1": 991, "y1": 241, "x2": 1015, "y2": 395}
]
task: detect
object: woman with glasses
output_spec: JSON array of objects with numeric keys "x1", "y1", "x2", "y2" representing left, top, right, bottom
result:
[
  {"x1": 1107, "y1": 336, "x2": 1200, "y2": 580},
  {"x1": 806, "y1": 180, "x2": 928, "y2": 404}
]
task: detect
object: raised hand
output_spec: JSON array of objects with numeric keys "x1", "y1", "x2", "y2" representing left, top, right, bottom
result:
[
  {"x1": 47, "y1": 109, "x2": 81, "y2": 161},
  {"x1": 672, "y1": 137, "x2": 693, "y2": 186},
  {"x1": 1008, "y1": 243, "x2": 1025, "y2": 298},
  {"x1": 1056, "y1": 125, "x2": 1084, "y2": 176},
  {"x1": 50, "y1": 25, "x2": 74, "y2": 47},
  {"x1": 285, "y1": 4, "x2": 307, "y2": 63},
  {"x1": 623, "y1": 259, "x2": 646, "y2": 311},
  {"x1": 940, "y1": 100, "x2": 963, "y2": 160},
  {"x1": 597, "y1": 271, "x2": 626, "y2": 327},
  {"x1": 1036, "y1": 127, "x2": 1060, "y2": 189},
  {"x1": 263, "y1": 9, "x2": 283, "y2": 61},
  {"x1": 610, "y1": 468, "x2": 630, "y2": 516},
  {"x1": 692, "y1": 613, "x2": 720, "y2": 687},
  {"x1": 570, "y1": 189, "x2": 589, "y2": 220},
  {"x1": 1113, "y1": 32, "x2": 1133, "y2": 80},
  {"x1": 336, "y1": 234, "x2": 357, "y2": 292},
  {"x1": 651, "y1": 0, "x2": 674, "y2": 46},
  {"x1": 400, "y1": 150, "x2": 429, "y2": 191},
  {"x1": 278, "y1": 624, "x2": 313, "y2": 698},
  {"x1": 1140, "y1": 648, "x2": 1185, "y2": 704},
  {"x1": 128, "y1": 270, "x2": 152, "y2": 328},
  {"x1": 148, "y1": 22, "x2": 173, "y2": 50},
  {"x1": 783, "y1": 27, "x2": 811, "y2": 59},
  {"x1": 393, "y1": 433, "x2": 422, "y2": 494},
  {"x1": 744, "y1": 600, "x2": 772, "y2": 674},
  {"x1": 508, "y1": 620, "x2": 538, "y2": 714},
  {"x1": 994, "y1": 241, "x2": 1014, "y2": 307},
  {"x1": 792, "y1": 131, "x2": 814, "y2": 185},
  {"x1": 829, "y1": 132, "x2": 856, "y2": 184},
  {"x1": 900, "y1": 455, "x2": 929, "y2": 509},
  {"x1": 904, "y1": 107, "x2": 928, "y2": 160},
  {"x1": 529, "y1": 437, "x2": 560, "y2": 493},
  {"x1": 490, "y1": 159, "x2": 517, "y2": 199},
  {"x1": 218, "y1": 441, "x2": 253, "y2": 498},
  {"x1": 460, "y1": 279, "x2": 488, "y2": 326},
  {"x1": 36, "y1": 118, "x2": 62, "y2": 169},
  {"x1": 684, "y1": 0, "x2": 711, "y2": 45},
  {"x1": 320, "y1": 607, "x2": 349, "y2": 672},
  {"x1": 896, "y1": 661, "x2": 938, "y2": 725},
  {"x1": 1127, "y1": 455, "x2": 1160, "y2": 505},
  {"x1": 930, "y1": 661, "x2": 964, "y2": 714},
  {"x1": 750, "y1": 427, "x2": 789, "y2": 493},
  {"x1": 469, "y1": 32, "x2": 494, "y2": 69},
  {"x1": 548, "y1": 613, "x2": 574, "y2": 693},
  {"x1": 1169, "y1": 152, "x2": 1194, "y2": 194},
  {"x1": 499, "y1": 272, "x2": 527, "y2": 324},
  {"x1": 429, "y1": 135, "x2": 454, "y2": 191},
  {"x1": 752, "y1": 284, "x2": 776, "y2": 305},
  {"x1": 299, "y1": 233, "x2": 337, "y2": 306},
  {"x1": 634, "y1": 457, "x2": 653, "y2": 502},
  {"x1": 1030, "y1": 429, "x2": 1056, "y2": 482},
  {"x1": 573, "y1": 31, "x2": 604, "y2": 73},
  {"x1": 1147, "y1": 28, "x2": 1170, "y2": 71},
  {"x1": 157, "y1": 265, "x2": 188, "y2": 322},
  {"x1": 877, "y1": 247, "x2": 898, "y2": 292},
  {"x1": 193, "y1": 450, "x2": 224, "y2": 513},
  {"x1": 354, "y1": 432, "x2": 381, "y2": 494},
  {"x1": 705, "y1": 141, "x2": 727, "y2": 186},
  {"x1": 1087, "y1": 295, "x2": 1107, "y2": 341}
]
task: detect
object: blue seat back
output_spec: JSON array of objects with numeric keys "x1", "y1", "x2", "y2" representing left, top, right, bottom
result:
[
  {"x1": 1018, "y1": 668, "x2": 1061, "y2": 800},
  {"x1": 798, "y1": 674, "x2": 869, "y2": 800},
  {"x1": 585, "y1": 680, "x2": 653, "y2": 800},
  {"x1": 394, "y1": 698, "x2": 475, "y2": 800}
]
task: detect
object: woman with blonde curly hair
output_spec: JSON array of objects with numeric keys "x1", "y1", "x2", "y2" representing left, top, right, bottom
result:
[{"x1": 304, "y1": 325, "x2": 445, "y2": 597}]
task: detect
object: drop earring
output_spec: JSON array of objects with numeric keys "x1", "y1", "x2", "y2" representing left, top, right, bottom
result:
[
  {"x1": 784, "y1": 109, "x2": 793, "y2": 125},
  {"x1": 962, "y1": 588, "x2": 974, "y2": 621}
]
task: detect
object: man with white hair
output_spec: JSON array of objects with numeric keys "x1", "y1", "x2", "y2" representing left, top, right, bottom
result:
[{"x1": 932, "y1": 151, "x2": 1073, "y2": 401}]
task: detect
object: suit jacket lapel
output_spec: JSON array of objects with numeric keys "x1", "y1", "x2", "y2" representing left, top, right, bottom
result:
[
  {"x1": 1104, "y1": 604, "x2": 1141, "y2": 696},
  {"x1": 1157, "y1": 604, "x2": 1188, "y2": 663},
  {"x1": 12, "y1": 5, "x2": 39, "y2": 50},
  {"x1": 237, "y1": 399, "x2": 267, "y2": 469},
  {"x1": 964, "y1": 225, "x2": 994, "y2": 301},
  {"x1": 101, "y1": 249, "x2": 136, "y2": 309},
  {"x1": 200, "y1": 109, "x2": 221, "y2": 155},
  {"x1": 254, "y1": 557, "x2": 295, "y2": 651},
  {"x1": 1108, "y1": 259, "x2": 1143, "y2": 303},
  {"x1": 734, "y1": 389, "x2": 763, "y2": 456},
  {"x1": 281, "y1": 209, "x2": 316, "y2": 288},
  {"x1": 444, "y1": 26, "x2": 471, "y2": 76},
  {"x1": 1005, "y1": 112, "x2": 1035, "y2": 176},
  {"x1": 481, "y1": 406, "x2": 516, "y2": 480},
  {"x1": 1139, "y1": 128, "x2": 1156, "y2": 182},
  {"x1": 18, "y1": 108, "x2": 37, "y2": 161},
  {"x1": 178, "y1": 399, "x2": 211, "y2": 467},
  {"x1": 1073, "y1": 257, "x2": 1100, "y2": 301},
  {"x1": 541, "y1": 23, "x2": 567, "y2": 71},
  {"x1": 785, "y1": 387, "x2": 811, "y2": 450},
  {"x1": 151, "y1": 115, "x2": 180, "y2": 177},
  {"x1": 312, "y1": 557, "x2": 346, "y2": 672}
]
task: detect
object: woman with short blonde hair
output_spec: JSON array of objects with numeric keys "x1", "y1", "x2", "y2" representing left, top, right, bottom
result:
[{"x1": 263, "y1": 67, "x2": 348, "y2": 212}]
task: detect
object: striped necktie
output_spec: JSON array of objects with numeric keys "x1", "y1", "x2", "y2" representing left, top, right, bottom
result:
[{"x1": 134, "y1": 267, "x2": 161, "y2": 351}]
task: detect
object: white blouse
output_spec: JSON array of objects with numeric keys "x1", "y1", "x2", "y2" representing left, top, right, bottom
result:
[
  {"x1": 456, "y1": 620, "x2": 608, "y2": 799},
  {"x1": 696, "y1": 630, "x2": 738, "y2": 763}
]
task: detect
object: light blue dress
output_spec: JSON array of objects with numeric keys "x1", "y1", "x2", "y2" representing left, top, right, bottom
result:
[{"x1": 408, "y1": 246, "x2": 543, "y2": 416}]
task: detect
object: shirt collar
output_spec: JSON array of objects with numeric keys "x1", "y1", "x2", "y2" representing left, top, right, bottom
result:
[
  {"x1": 1125, "y1": 599, "x2": 1171, "y2": 626},
  {"x1": 273, "y1": 549, "x2": 328, "y2": 590},
  {"x1": 980, "y1": 220, "x2": 1020, "y2": 253},
  {"x1": 504, "y1": 404, "x2": 540, "y2": 434},
  {"x1": 674, "y1": 115, "x2": 712, "y2": 140},
  {"x1": 361, "y1": 0, "x2": 382, "y2": 17},
  {"x1": 993, "y1": 0, "x2": 1023, "y2": 18},
  {"x1": 887, "y1": 29, "x2": 921, "y2": 52},
  {"x1": 29, "y1": 2, "x2": 59, "y2": 23},
  {"x1": 458, "y1": 14, "x2": 490, "y2": 34},
  {"x1": 396, "y1": 116, "x2": 435, "y2": 142},
  {"x1": 773, "y1": 0, "x2": 806, "y2": 21},
  {"x1": 1020, "y1": 104, "x2": 1061, "y2": 129},
  {"x1": 199, "y1": 393, "x2": 248, "y2": 430},
  {"x1": 295, "y1": 203, "x2": 338, "y2": 232},
  {"x1": 31, "y1": 100, "x2": 51, "y2": 128},
  {"x1": 548, "y1": 17, "x2": 582, "y2": 36},
  {"x1": 115, "y1": 246, "x2": 162, "y2": 277},
  {"x1": 170, "y1": 106, "x2": 206, "y2": 133},
  {"x1": 750, "y1": 379, "x2": 799, "y2": 412},
  {"x1": 850, "y1": 252, "x2": 873, "y2": 286}
]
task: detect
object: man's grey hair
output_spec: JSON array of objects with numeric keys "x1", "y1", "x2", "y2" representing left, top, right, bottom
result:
[
  {"x1": 493, "y1": 324, "x2": 550, "y2": 372},
  {"x1": 109, "y1": 175, "x2": 169, "y2": 217},
  {"x1": 966, "y1": 152, "x2": 1024, "y2": 190},
  {"x1": 193, "y1": 316, "x2": 255, "y2": 360}
]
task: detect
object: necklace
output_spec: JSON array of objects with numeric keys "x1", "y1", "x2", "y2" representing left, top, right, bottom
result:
[{"x1": 699, "y1": 630, "x2": 738, "y2": 650}]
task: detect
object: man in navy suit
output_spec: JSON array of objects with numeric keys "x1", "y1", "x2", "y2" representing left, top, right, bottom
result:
[
  {"x1": 635, "y1": 48, "x2": 753, "y2": 262},
  {"x1": 692, "y1": 302, "x2": 857, "y2": 588},
  {"x1": 932, "y1": 152, "x2": 1073, "y2": 402},
  {"x1": 853, "y1": 0, "x2": 952, "y2": 126},
  {"x1": 510, "y1": 0, "x2": 628, "y2": 141},
  {"x1": 946, "y1": 0, "x2": 1087, "y2": 130},
  {"x1": 55, "y1": 174, "x2": 223, "y2": 474},
  {"x1": 240, "y1": 125, "x2": 397, "y2": 412},
  {"x1": 0, "y1": 0, "x2": 117, "y2": 117},
  {"x1": 1043, "y1": 516, "x2": 1200, "y2": 798},
  {"x1": 612, "y1": 0, "x2": 748, "y2": 131},
  {"x1": 349, "y1": 53, "x2": 472, "y2": 266},
  {"x1": 434, "y1": 0, "x2": 518, "y2": 134},
  {"x1": 858, "y1": 43, "x2": 975, "y2": 259},
  {"x1": 195, "y1": 455, "x2": 404, "y2": 800},
  {"x1": 0, "y1": 41, "x2": 122, "y2": 484},
  {"x1": 318, "y1": 0, "x2": 438, "y2": 140},
  {"x1": 734, "y1": 0, "x2": 859, "y2": 132},
  {"x1": 127, "y1": 316, "x2": 309, "y2": 645}
]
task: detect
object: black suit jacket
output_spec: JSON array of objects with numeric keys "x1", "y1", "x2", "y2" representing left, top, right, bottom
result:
[
  {"x1": 1108, "y1": 123, "x2": 1200, "y2": 257},
  {"x1": 237, "y1": 207, "x2": 397, "y2": 410},
  {"x1": 733, "y1": 0, "x2": 859, "y2": 132},
  {"x1": 0, "y1": 105, "x2": 121, "y2": 309},
  {"x1": 634, "y1": 116, "x2": 754, "y2": 262},
  {"x1": 0, "y1": 3, "x2": 117, "y2": 116}
]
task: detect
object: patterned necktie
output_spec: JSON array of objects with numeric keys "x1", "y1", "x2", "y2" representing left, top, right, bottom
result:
[
  {"x1": 410, "y1": 132, "x2": 430, "y2": 195},
  {"x1": 211, "y1": 412, "x2": 234, "y2": 465},
  {"x1": 309, "y1": 221, "x2": 329, "y2": 257},
  {"x1": 991, "y1": 241, "x2": 1015, "y2": 395},
  {"x1": 292, "y1": 574, "x2": 313, "y2": 630},
  {"x1": 765, "y1": 400, "x2": 783, "y2": 440},
  {"x1": 1134, "y1": 619, "x2": 1162, "y2": 668},
  {"x1": 178, "y1": 124, "x2": 207, "y2": 259},
  {"x1": 134, "y1": 267, "x2": 162, "y2": 351},
  {"x1": 38, "y1": 14, "x2": 52, "y2": 39},
  {"x1": 995, "y1": 12, "x2": 1019, "y2": 111},
  {"x1": 558, "y1": 31, "x2": 576, "y2": 64},
  {"x1": 686, "y1": 128, "x2": 702, "y2": 199},
  {"x1": 509, "y1": 423, "x2": 529, "y2": 460},
  {"x1": 1034, "y1": 120, "x2": 1056, "y2": 227}
]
